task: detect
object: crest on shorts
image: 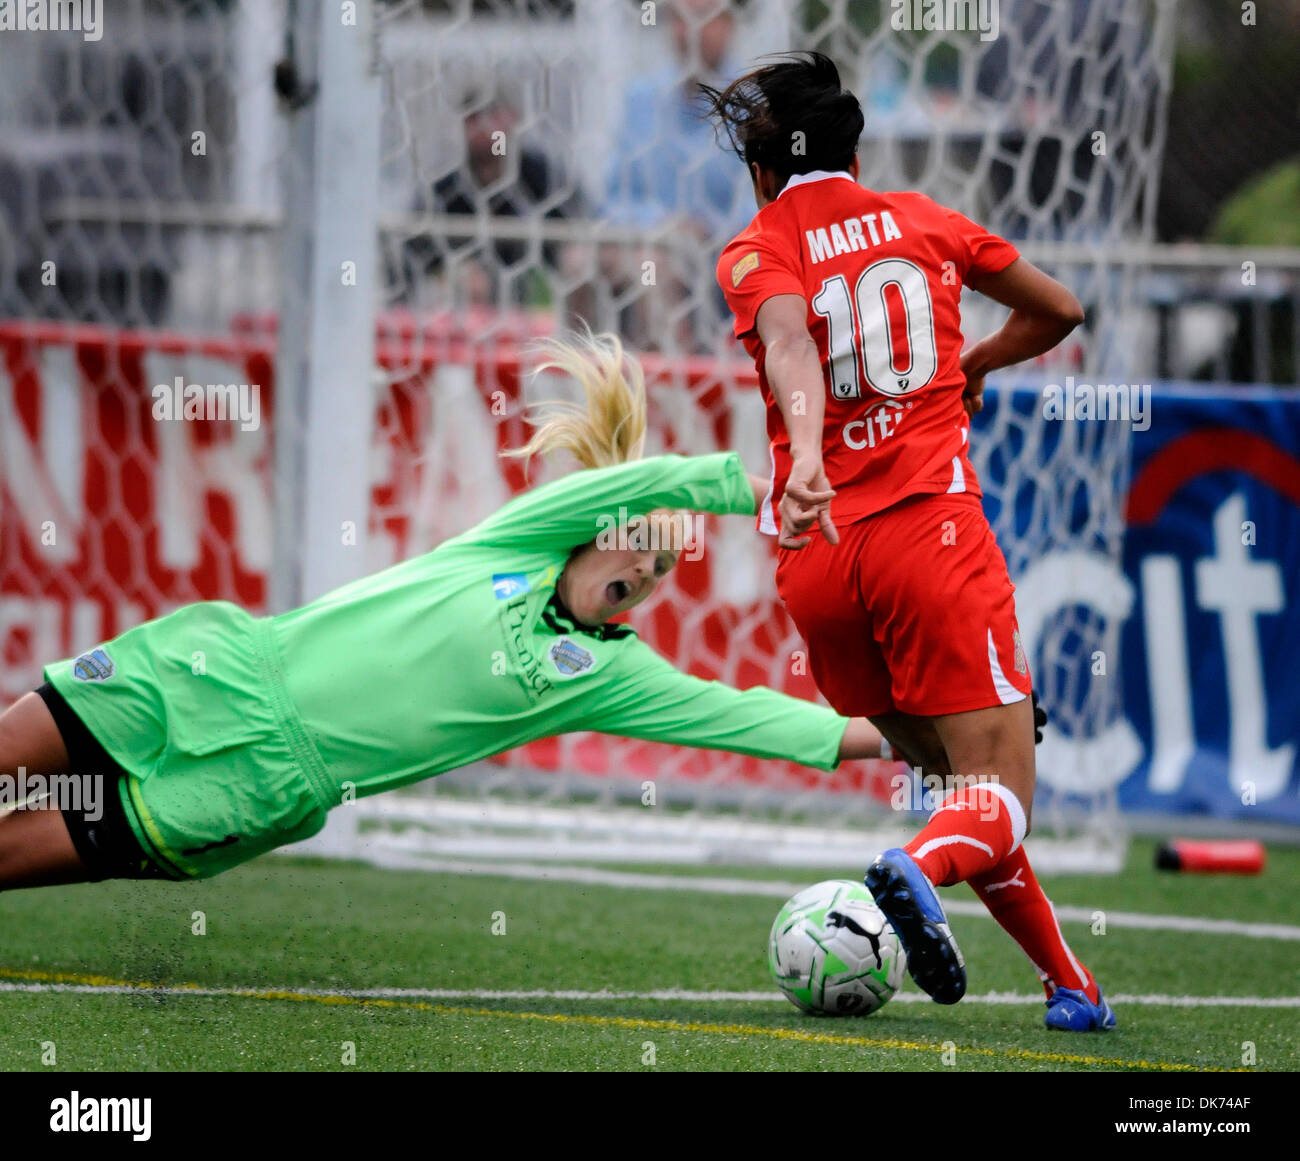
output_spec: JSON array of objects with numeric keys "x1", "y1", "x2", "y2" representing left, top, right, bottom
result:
[
  {"x1": 73, "y1": 647, "x2": 114, "y2": 682},
  {"x1": 1012, "y1": 629, "x2": 1027, "y2": 676},
  {"x1": 731, "y1": 250, "x2": 760, "y2": 288},
  {"x1": 549, "y1": 638, "x2": 594, "y2": 677}
]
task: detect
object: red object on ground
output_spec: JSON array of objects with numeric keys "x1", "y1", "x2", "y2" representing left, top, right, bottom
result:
[{"x1": 1154, "y1": 839, "x2": 1267, "y2": 875}]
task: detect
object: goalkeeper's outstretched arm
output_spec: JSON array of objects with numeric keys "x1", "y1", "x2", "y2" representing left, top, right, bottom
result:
[{"x1": 573, "y1": 640, "x2": 891, "y2": 772}]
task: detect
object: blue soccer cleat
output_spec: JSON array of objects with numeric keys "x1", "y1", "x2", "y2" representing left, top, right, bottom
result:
[
  {"x1": 865, "y1": 848, "x2": 967, "y2": 1005},
  {"x1": 1044, "y1": 985, "x2": 1118, "y2": 1031}
]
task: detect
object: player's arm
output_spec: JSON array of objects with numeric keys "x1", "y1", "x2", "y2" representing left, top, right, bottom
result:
[
  {"x1": 468, "y1": 452, "x2": 756, "y2": 552},
  {"x1": 838, "y1": 717, "x2": 892, "y2": 762},
  {"x1": 574, "y1": 642, "x2": 886, "y2": 770},
  {"x1": 754, "y1": 294, "x2": 839, "y2": 549},
  {"x1": 959, "y1": 259, "x2": 1085, "y2": 415}
]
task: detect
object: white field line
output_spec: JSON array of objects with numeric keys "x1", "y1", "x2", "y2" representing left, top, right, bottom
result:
[
  {"x1": 360, "y1": 850, "x2": 1300, "y2": 942},
  {"x1": 1, "y1": 981, "x2": 1297, "y2": 1008}
]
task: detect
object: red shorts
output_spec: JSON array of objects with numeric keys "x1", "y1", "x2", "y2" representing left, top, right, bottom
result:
[{"x1": 775, "y1": 491, "x2": 1032, "y2": 718}]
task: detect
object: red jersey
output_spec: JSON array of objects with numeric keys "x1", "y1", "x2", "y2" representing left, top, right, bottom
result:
[{"x1": 717, "y1": 170, "x2": 1019, "y2": 533}]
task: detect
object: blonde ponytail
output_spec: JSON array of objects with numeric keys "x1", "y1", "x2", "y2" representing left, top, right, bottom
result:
[{"x1": 504, "y1": 330, "x2": 647, "y2": 470}]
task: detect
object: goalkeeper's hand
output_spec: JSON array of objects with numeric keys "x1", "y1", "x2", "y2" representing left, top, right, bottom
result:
[{"x1": 1032, "y1": 690, "x2": 1047, "y2": 744}]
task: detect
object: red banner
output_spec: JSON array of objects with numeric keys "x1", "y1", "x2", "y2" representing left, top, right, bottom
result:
[{"x1": 0, "y1": 319, "x2": 893, "y2": 799}]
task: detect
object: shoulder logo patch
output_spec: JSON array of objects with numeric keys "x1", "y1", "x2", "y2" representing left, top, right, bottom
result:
[
  {"x1": 549, "y1": 638, "x2": 595, "y2": 677},
  {"x1": 730, "y1": 250, "x2": 760, "y2": 288},
  {"x1": 492, "y1": 573, "x2": 531, "y2": 600},
  {"x1": 73, "y1": 648, "x2": 114, "y2": 682}
]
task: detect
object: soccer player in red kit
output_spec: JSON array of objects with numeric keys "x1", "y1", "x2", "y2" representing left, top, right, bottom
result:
[{"x1": 704, "y1": 53, "x2": 1115, "y2": 1030}]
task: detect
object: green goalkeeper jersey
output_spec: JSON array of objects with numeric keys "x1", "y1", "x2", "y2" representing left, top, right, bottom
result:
[{"x1": 270, "y1": 452, "x2": 848, "y2": 798}]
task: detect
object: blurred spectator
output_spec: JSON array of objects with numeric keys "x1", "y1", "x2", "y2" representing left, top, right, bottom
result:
[
  {"x1": 397, "y1": 90, "x2": 581, "y2": 308},
  {"x1": 565, "y1": 0, "x2": 752, "y2": 352},
  {"x1": 603, "y1": 0, "x2": 750, "y2": 241}
]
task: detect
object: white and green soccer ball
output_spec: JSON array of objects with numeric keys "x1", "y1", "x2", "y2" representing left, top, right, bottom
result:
[{"x1": 768, "y1": 879, "x2": 907, "y2": 1016}]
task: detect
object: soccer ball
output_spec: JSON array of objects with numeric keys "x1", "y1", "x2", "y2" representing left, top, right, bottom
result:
[{"x1": 768, "y1": 879, "x2": 907, "y2": 1016}]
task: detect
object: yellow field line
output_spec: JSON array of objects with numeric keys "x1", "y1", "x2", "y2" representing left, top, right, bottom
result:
[{"x1": 0, "y1": 966, "x2": 1248, "y2": 1073}]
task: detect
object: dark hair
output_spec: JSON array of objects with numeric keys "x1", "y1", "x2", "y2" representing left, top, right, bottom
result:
[{"x1": 699, "y1": 52, "x2": 863, "y2": 184}]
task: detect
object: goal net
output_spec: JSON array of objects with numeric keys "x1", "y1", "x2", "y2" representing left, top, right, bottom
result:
[{"x1": 0, "y1": 0, "x2": 1177, "y2": 873}]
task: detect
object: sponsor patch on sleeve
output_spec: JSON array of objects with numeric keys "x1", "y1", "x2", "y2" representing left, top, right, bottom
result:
[
  {"x1": 492, "y1": 573, "x2": 531, "y2": 600},
  {"x1": 730, "y1": 250, "x2": 760, "y2": 288}
]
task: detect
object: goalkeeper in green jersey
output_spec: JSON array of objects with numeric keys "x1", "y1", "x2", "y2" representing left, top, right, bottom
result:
[{"x1": 0, "y1": 333, "x2": 896, "y2": 889}]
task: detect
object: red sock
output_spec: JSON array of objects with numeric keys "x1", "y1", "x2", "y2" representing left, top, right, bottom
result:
[
  {"x1": 969, "y1": 845, "x2": 1099, "y2": 1003},
  {"x1": 903, "y1": 783, "x2": 1024, "y2": 888}
]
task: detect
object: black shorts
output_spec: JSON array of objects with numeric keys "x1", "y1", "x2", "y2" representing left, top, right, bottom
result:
[{"x1": 35, "y1": 683, "x2": 174, "y2": 882}]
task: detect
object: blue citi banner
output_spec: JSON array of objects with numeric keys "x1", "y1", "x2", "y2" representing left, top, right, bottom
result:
[{"x1": 978, "y1": 382, "x2": 1300, "y2": 828}]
